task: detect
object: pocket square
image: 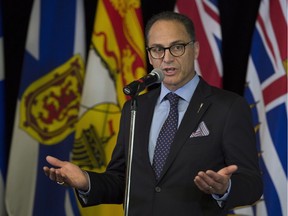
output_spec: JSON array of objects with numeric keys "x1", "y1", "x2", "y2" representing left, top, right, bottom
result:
[{"x1": 190, "y1": 121, "x2": 210, "y2": 138}]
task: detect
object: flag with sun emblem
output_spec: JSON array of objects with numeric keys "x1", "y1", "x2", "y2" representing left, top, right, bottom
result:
[
  {"x1": 233, "y1": 0, "x2": 287, "y2": 215},
  {"x1": 5, "y1": 0, "x2": 86, "y2": 215},
  {"x1": 72, "y1": 0, "x2": 146, "y2": 215}
]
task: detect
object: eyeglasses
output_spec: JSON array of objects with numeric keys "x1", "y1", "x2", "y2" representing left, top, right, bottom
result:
[{"x1": 146, "y1": 41, "x2": 194, "y2": 59}]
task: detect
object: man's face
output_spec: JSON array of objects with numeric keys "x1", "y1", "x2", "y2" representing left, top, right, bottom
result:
[{"x1": 147, "y1": 20, "x2": 199, "y2": 91}]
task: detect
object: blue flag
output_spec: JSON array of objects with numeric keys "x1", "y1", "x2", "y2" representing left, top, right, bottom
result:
[{"x1": 5, "y1": 0, "x2": 85, "y2": 215}]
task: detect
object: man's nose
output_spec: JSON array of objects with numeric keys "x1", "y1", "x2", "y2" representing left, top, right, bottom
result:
[{"x1": 163, "y1": 49, "x2": 174, "y2": 62}]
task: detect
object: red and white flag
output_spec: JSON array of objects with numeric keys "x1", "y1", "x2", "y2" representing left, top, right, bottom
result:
[{"x1": 175, "y1": 0, "x2": 222, "y2": 88}]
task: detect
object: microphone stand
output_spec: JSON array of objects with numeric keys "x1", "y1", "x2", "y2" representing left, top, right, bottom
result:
[
  {"x1": 124, "y1": 94, "x2": 137, "y2": 216},
  {"x1": 122, "y1": 71, "x2": 163, "y2": 215}
]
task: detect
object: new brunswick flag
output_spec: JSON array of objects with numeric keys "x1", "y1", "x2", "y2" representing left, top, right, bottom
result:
[{"x1": 72, "y1": 0, "x2": 146, "y2": 215}]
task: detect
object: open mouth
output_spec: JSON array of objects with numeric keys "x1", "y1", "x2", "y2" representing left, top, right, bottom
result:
[{"x1": 163, "y1": 67, "x2": 177, "y2": 75}]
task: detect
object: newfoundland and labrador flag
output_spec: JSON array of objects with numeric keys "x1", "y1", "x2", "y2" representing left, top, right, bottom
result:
[
  {"x1": 234, "y1": 0, "x2": 287, "y2": 215},
  {"x1": 5, "y1": 0, "x2": 85, "y2": 215},
  {"x1": 175, "y1": 0, "x2": 222, "y2": 88},
  {"x1": 71, "y1": 0, "x2": 146, "y2": 215}
]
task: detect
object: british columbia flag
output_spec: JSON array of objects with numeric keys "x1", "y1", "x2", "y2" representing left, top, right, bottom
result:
[
  {"x1": 175, "y1": 0, "x2": 222, "y2": 88},
  {"x1": 236, "y1": 0, "x2": 287, "y2": 215}
]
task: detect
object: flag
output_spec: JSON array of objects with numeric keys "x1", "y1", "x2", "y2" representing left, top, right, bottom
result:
[
  {"x1": 234, "y1": 0, "x2": 287, "y2": 215},
  {"x1": 0, "y1": 0, "x2": 6, "y2": 214},
  {"x1": 72, "y1": 0, "x2": 146, "y2": 215},
  {"x1": 5, "y1": 0, "x2": 85, "y2": 215},
  {"x1": 175, "y1": 0, "x2": 222, "y2": 88}
]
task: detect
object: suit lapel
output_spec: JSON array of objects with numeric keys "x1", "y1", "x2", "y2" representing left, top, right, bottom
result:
[
  {"x1": 135, "y1": 88, "x2": 160, "y2": 176},
  {"x1": 157, "y1": 78, "x2": 212, "y2": 182}
]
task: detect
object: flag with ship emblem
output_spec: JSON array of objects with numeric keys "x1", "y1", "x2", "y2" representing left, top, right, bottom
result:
[
  {"x1": 233, "y1": 0, "x2": 287, "y2": 215},
  {"x1": 174, "y1": 0, "x2": 222, "y2": 88},
  {"x1": 72, "y1": 0, "x2": 146, "y2": 215},
  {"x1": 5, "y1": 0, "x2": 85, "y2": 215},
  {"x1": 0, "y1": 0, "x2": 6, "y2": 214}
]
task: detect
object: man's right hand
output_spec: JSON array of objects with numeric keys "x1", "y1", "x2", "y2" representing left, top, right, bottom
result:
[{"x1": 43, "y1": 155, "x2": 89, "y2": 191}]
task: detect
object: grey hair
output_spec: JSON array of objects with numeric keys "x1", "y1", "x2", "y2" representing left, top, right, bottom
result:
[{"x1": 145, "y1": 11, "x2": 196, "y2": 45}]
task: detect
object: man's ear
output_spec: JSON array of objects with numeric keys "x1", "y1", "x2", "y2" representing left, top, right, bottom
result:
[{"x1": 193, "y1": 41, "x2": 200, "y2": 59}]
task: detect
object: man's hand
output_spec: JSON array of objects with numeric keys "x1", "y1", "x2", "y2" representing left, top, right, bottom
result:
[
  {"x1": 194, "y1": 165, "x2": 238, "y2": 195},
  {"x1": 43, "y1": 155, "x2": 89, "y2": 191}
]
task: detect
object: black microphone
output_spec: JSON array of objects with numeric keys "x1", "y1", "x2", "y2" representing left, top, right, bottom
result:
[{"x1": 123, "y1": 68, "x2": 164, "y2": 96}]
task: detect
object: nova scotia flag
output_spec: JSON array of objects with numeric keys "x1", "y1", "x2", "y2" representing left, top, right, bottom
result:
[{"x1": 5, "y1": 0, "x2": 85, "y2": 215}]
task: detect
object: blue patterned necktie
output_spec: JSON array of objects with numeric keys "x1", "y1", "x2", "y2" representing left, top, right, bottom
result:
[{"x1": 153, "y1": 92, "x2": 179, "y2": 180}]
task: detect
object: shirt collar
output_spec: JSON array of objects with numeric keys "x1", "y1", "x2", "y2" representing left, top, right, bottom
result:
[{"x1": 159, "y1": 73, "x2": 200, "y2": 103}]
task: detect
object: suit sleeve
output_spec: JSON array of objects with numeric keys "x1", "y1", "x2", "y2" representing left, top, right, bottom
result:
[{"x1": 222, "y1": 96, "x2": 263, "y2": 210}]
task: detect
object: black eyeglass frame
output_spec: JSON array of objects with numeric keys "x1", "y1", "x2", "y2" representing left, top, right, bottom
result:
[{"x1": 146, "y1": 40, "x2": 195, "y2": 59}]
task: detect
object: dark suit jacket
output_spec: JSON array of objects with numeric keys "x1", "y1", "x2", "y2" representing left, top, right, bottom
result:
[{"x1": 77, "y1": 78, "x2": 263, "y2": 216}]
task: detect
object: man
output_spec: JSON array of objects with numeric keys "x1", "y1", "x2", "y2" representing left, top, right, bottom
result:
[{"x1": 44, "y1": 11, "x2": 263, "y2": 215}]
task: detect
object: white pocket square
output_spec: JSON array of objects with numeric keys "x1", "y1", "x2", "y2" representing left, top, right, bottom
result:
[{"x1": 190, "y1": 121, "x2": 210, "y2": 138}]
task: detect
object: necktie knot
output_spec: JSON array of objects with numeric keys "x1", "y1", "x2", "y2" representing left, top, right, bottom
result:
[{"x1": 166, "y1": 92, "x2": 179, "y2": 108}]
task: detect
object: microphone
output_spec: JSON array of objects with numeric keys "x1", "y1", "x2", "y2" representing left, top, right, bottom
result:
[{"x1": 123, "y1": 68, "x2": 164, "y2": 96}]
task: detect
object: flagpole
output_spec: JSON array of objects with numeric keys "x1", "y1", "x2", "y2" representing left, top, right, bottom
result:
[{"x1": 124, "y1": 96, "x2": 138, "y2": 216}]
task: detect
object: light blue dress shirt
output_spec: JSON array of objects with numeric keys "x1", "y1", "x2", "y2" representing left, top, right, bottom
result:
[{"x1": 148, "y1": 74, "x2": 200, "y2": 164}]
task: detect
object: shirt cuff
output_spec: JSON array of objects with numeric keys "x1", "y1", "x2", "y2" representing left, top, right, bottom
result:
[
  {"x1": 212, "y1": 179, "x2": 231, "y2": 207},
  {"x1": 77, "y1": 171, "x2": 91, "y2": 204}
]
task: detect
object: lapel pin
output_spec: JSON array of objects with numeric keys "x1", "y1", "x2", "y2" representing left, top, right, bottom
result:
[{"x1": 197, "y1": 103, "x2": 203, "y2": 113}]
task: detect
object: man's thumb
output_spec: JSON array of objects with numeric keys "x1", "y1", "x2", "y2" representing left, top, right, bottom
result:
[
  {"x1": 219, "y1": 165, "x2": 238, "y2": 176},
  {"x1": 46, "y1": 155, "x2": 64, "y2": 167}
]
